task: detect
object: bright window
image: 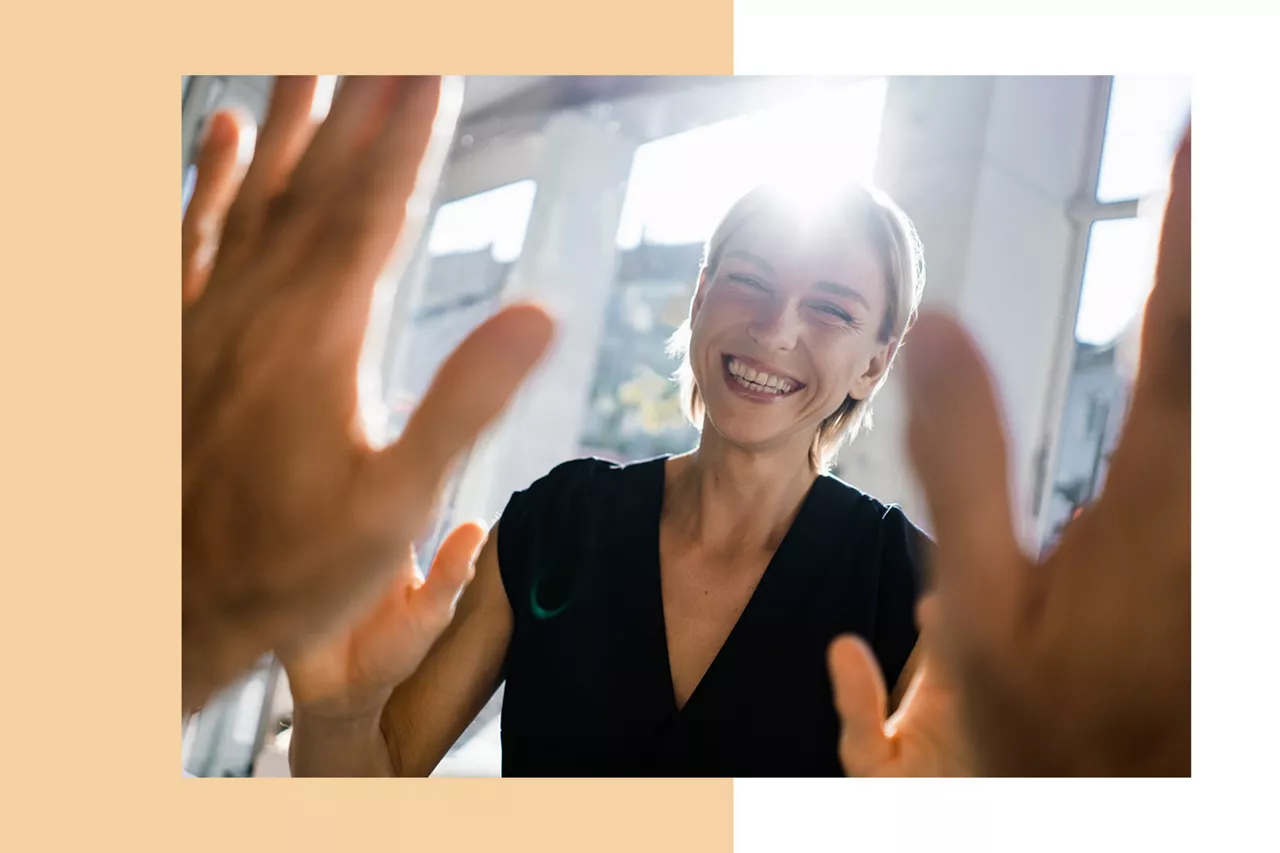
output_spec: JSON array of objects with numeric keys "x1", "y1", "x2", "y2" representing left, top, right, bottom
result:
[
  {"x1": 1045, "y1": 75, "x2": 1188, "y2": 546},
  {"x1": 427, "y1": 180, "x2": 538, "y2": 263},
  {"x1": 1074, "y1": 215, "x2": 1160, "y2": 346},
  {"x1": 1074, "y1": 76, "x2": 1189, "y2": 346},
  {"x1": 1096, "y1": 76, "x2": 1191, "y2": 203},
  {"x1": 615, "y1": 79, "x2": 888, "y2": 249}
]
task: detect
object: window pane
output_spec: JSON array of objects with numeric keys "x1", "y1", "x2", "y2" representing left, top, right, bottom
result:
[
  {"x1": 426, "y1": 179, "x2": 537, "y2": 262},
  {"x1": 1074, "y1": 216, "x2": 1160, "y2": 346},
  {"x1": 615, "y1": 79, "x2": 887, "y2": 249},
  {"x1": 389, "y1": 180, "x2": 538, "y2": 441},
  {"x1": 1096, "y1": 75, "x2": 1190, "y2": 203}
]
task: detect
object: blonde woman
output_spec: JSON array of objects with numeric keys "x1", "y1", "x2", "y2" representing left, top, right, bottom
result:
[{"x1": 284, "y1": 180, "x2": 960, "y2": 777}]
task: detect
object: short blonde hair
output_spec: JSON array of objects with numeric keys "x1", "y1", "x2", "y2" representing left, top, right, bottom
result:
[{"x1": 667, "y1": 182, "x2": 926, "y2": 473}]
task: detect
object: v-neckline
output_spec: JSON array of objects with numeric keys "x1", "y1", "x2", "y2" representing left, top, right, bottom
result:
[{"x1": 645, "y1": 457, "x2": 829, "y2": 719}]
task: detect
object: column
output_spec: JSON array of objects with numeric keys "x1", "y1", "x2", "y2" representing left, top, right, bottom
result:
[{"x1": 451, "y1": 110, "x2": 641, "y2": 524}]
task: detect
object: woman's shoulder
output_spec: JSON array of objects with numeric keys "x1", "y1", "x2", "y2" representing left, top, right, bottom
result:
[
  {"x1": 816, "y1": 472, "x2": 934, "y2": 560},
  {"x1": 818, "y1": 472, "x2": 924, "y2": 528},
  {"x1": 817, "y1": 476, "x2": 931, "y2": 629},
  {"x1": 513, "y1": 454, "x2": 661, "y2": 499},
  {"x1": 501, "y1": 454, "x2": 663, "y2": 524},
  {"x1": 497, "y1": 455, "x2": 663, "y2": 603}
]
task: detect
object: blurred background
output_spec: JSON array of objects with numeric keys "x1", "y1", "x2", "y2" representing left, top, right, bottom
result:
[{"x1": 180, "y1": 74, "x2": 1189, "y2": 777}]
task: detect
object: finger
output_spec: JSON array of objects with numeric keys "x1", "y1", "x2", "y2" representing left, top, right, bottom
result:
[
  {"x1": 228, "y1": 76, "x2": 319, "y2": 221},
  {"x1": 365, "y1": 304, "x2": 555, "y2": 532},
  {"x1": 1105, "y1": 128, "x2": 1191, "y2": 448},
  {"x1": 317, "y1": 77, "x2": 443, "y2": 289},
  {"x1": 182, "y1": 111, "x2": 243, "y2": 305},
  {"x1": 828, "y1": 635, "x2": 893, "y2": 775},
  {"x1": 1134, "y1": 127, "x2": 1191, "y2": 413},
  {"x1": 411, "y1": 521, "x2": 487, "y2": 627},
  {"x1": 349, "y1": 77, "x2": 441, "y2": 227},
  {"x1": 903, "y1": 313, "x2": 1026, "y2": 638},
  {"x1": 288, "y1": 76, "x2": 401, "y2": 198}
]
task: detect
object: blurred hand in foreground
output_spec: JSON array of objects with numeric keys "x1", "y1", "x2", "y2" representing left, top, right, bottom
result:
[
  {"x1": 182, "y1": 77, "x2": 553, "y2": 712},
  {"x1": 832, "y1": 129, "x2": 1190, "y2": 776}
]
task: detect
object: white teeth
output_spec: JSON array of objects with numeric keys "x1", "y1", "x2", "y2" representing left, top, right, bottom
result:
[{"x1": 727, "y1": 357, "x2": 797, "y2": 396}]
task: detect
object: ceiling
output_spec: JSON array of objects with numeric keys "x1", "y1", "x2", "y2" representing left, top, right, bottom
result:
[{"x1": 457, "y1": 76, "x2": 549, "y2": 117}]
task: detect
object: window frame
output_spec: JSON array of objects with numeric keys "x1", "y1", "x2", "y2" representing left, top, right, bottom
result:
[{"x1": 1033, "y1": 75, "x2": 1186, "y2": 544}]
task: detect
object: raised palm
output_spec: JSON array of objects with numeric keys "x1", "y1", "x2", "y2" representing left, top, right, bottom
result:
[
  {"x1": 830, "y1": 130, "x2": 1191, "y2": 776},
  {"x1": 181, "y1": 76, "x2": 553, "y2": 711},
  {"x1": 280, "y1": 523, "x2": 486, "y2": 717},
  {"x1": 829, "y1": 630, "x2": 973, "y2": 776}
]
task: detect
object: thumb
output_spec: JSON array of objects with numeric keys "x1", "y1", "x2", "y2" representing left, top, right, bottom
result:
[
  {"x1": 409, "y1": 521, "x2": 487, "y2": 631},
  {"x1": 828, "y1": 635, "x2": 893, "y2": 775},
  {"x1": 903, "y1": 313, "x2": 1026, "y2": 645},
  {"x1": 367, "y1": 304, "x2": 555, "y2": 535}
]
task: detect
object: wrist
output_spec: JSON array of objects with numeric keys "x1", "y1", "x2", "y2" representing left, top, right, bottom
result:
[
  {"x1": 290, "y1": 701, "x2": 396, "y2": 777},
  {"x1": 292, "y1": 691, "x2": 392, "y2": 730}
]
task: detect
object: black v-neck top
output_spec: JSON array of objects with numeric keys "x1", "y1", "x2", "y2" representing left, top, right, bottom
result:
[{"x1": 495, "y1": 456, "x2": 928, "y2": 777}]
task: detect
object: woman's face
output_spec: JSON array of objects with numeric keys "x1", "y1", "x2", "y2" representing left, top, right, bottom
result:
[{"x1": 688, "y1": 215, "x2": 895, "y2": 455}]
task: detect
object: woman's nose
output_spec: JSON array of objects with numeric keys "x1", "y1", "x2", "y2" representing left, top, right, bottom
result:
[{"x1": 747, "y1": 300, "x2": 800, "y2": 351}]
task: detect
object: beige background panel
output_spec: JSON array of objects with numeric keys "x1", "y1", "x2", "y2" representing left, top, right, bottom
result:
[{"x1": 5, "y1": 1, "x2": 733, "y2": 850}]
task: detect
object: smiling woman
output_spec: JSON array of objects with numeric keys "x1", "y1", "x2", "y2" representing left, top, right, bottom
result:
[
  {"x1": 669, "y1": 182, "x2": 926, "y2": 472},
  {"x1": 286, "y1": 173, "x2": 941, "y2": 778}
]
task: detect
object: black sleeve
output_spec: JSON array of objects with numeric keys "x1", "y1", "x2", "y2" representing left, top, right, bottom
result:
[
  {"x1": 496, "y1": 458, "x2": 606, "y2": 628},
  {"x1": 871, "y1": 505, "x2": 931, "y2": 694}
]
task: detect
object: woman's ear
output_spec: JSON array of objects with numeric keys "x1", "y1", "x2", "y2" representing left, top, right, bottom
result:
[{"x1": 849, "y1": 338, "x2": 899, "y2": 401}]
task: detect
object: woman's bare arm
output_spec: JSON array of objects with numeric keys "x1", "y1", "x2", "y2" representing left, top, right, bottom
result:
[{"x1": 380, "y1": 524, "x2": 512, "y2": 776}]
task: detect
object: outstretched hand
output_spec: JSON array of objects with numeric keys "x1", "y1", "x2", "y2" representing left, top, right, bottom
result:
[
  {"x1": 182, "y1": 77, "x2": 554, "y2": 712},
  {"x1": 279, "y1": 522, "x2": 488, "y2": 720},
  {"x1": 831, "y1": 129, "x2": 1190, "y2": 776},
  {"x1": 829, "y1": 628, "x2": 974, "y2": 776}
]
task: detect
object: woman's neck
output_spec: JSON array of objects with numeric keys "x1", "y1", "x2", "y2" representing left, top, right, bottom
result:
[{"x1": 663, "y1": 432, "x2": 819, "y2": 559}]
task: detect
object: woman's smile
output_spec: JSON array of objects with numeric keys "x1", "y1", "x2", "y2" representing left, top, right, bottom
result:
[{"x1": 721, "y1": 353, "x2": 806, "y2": 403}]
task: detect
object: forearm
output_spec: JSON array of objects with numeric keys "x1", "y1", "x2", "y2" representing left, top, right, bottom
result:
[{"x1": 289, "y1": 706, "x2": 398, "y2": 777}]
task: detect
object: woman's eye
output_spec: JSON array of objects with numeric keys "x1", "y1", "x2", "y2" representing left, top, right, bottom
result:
[
  {"x1": 812, "y1": 303, "x2": 854, "y2": 323},
  {"x1": 728, "y1": 274, "x2": 768, "y2": 291}
]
